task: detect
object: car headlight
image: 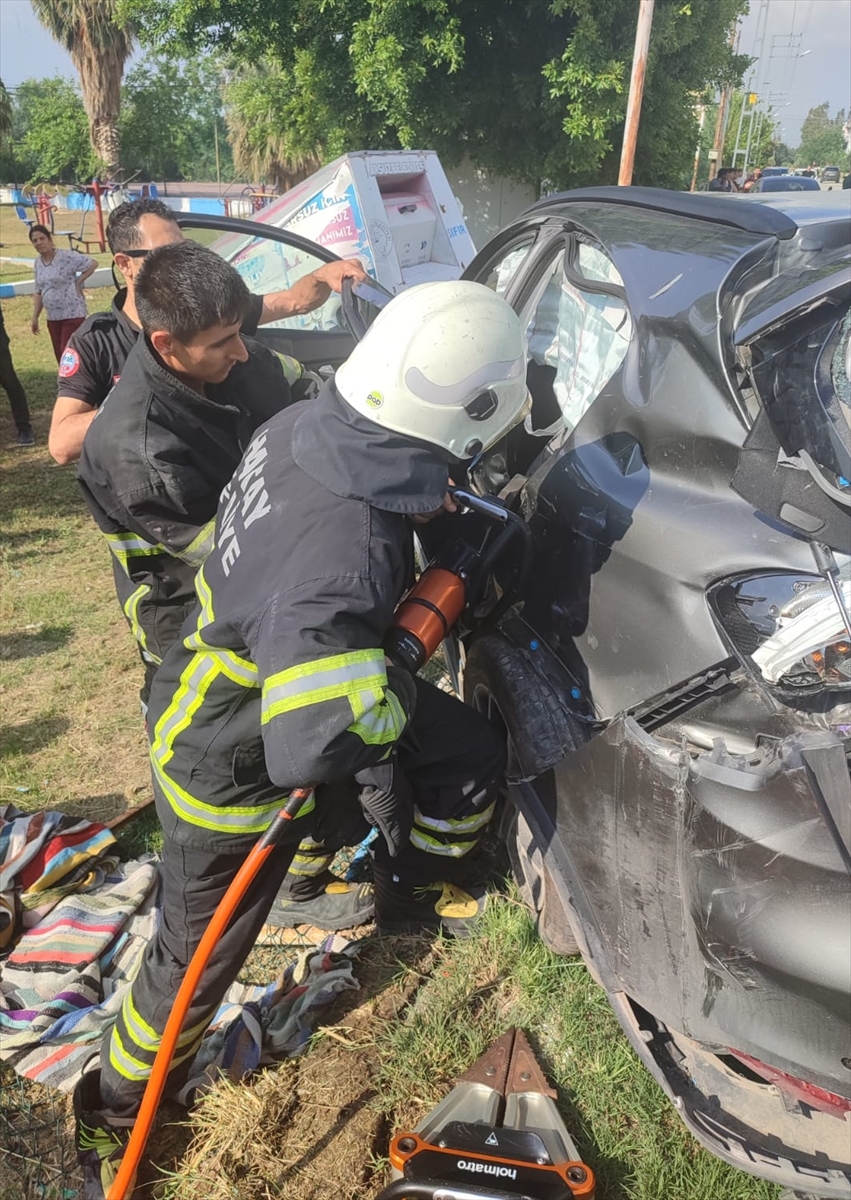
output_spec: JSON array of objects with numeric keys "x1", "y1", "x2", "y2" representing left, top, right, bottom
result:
[{"x1": 709, "y1": 571, "x2": 851, "y2": 694}]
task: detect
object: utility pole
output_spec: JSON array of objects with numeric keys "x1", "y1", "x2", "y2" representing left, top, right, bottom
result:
[
  {"x1": 731, "y1": 90, "x2": 752, "y2": 170},
  {"x1": 690, "y1": 104, "x2": 708, "y2": 192},
  {"x1": 214, "y1": 119, "x2": 222, "y2": 194},
  {"x1": 742, "y1": 0, "x2": 772, "y2": 177},
  {"x1": 742, "y1": 110, "x2": 757, "y2": 175},
  {"x1": 708, "y1": 23, "x2": 739, "y2": 184},
  {"x1": 708, "y1": 90, "x2": 730, "y2": 185},
  {"x1": 733, "y1": 0, "x2": 770, "y2": 170},
  {"x1": 618, "y1": 0, "x2": 655, "y2": 186},
  {"x1": 752, "y1": 101, "x2": 784, "y2": 164}
]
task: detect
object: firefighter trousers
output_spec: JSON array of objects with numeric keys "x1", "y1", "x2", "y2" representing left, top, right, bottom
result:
[{"x1": 100, "y1": 677, "x2": 504, "y2": 1120}]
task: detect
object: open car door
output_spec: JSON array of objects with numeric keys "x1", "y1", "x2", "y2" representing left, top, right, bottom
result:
[
  {"x1": 178, "y1": 213, "x2": 395, "y2": 372},
  {"x1": 177, "y1": 213, "x2": 358, "y2": 372}
]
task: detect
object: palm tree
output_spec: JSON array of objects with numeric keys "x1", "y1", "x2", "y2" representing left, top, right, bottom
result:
[
  {"x1": 224, "y1": 63, "x2": 322, "y2": 192},
  {"x1": 31, "y1": 0, "x2": 134, "y2": 178},
  {"x1": 0, "y1": 79, "x2": 13, "y2": 142}
]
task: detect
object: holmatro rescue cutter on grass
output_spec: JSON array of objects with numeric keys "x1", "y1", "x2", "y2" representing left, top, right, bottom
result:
[{"x1": 377, "y1": 1027, "x2": 595, "y2": 1200}]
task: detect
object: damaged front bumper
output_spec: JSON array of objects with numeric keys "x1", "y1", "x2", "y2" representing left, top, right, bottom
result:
[
  {"x1": 611, "y1": 992, "x2": 851, "y2": 1197},
  {"x1": 520, "y1": 716, "x2": 851, "y2": 1196}
]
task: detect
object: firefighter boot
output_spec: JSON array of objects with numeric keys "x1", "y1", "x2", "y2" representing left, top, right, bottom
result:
[
  {"x1": 265, "y1": 869, "x2": 375, "y2": 932},
  {"x1": 73, "y1": 1069, "x2": 135, "y2": 1200},
  {"x1": 373, "y1": 864, "x2": 487, "y2": 937}
]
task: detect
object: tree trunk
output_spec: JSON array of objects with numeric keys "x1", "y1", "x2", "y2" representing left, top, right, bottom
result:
[
  {"x1": 72, "y1": 34, "x2": 128, "y2": 179},
  {"x1": 272, "y1": 158, "x2": 321, "y2": 192},
  {"x1": 92, "y1": 118, "x2": 121, "y2": 179}
]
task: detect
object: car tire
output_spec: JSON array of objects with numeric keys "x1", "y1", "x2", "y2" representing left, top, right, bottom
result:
[
  {"x1": 464, "y1": 634, "x2": 585, "y2": 778},
  {"x1": 464, "y1": 633, "x2": 588, "y2": 957}
]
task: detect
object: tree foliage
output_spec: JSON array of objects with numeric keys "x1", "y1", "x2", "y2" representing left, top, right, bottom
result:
[
  {"x1": 0, "y1": 79, "x2": 12, "y2": 142},
  {"x1": 0, "y1": 58, "x2": 232, "y2": 185},
  {"x1": 120, "y1": 0, "x2": 750, "y2": 190},
  {"x1": 795, "y1": 103, "x2": 849, "y2": 169},
  {"x1": 31, "y1": 0, "x2": 135, "y2": 177},
  {"x1": 121, "y1": 55, "x2": 233, "y2": 181},
  {"x1": 6, "y1": 76, "x2": 98, "y2": 183},
  {"x1": 771, "y1": 141, "x2": 794, "y2": 168}
]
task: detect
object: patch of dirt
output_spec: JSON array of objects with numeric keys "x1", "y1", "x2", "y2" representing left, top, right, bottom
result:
[
  {"x1": 0, "y1": 934, "x2": 439, "y2": 1200},
  {"x1": 138, "y1": 934, "x2": 438, "y2": 1200},
  {"x1": 0, "y1": 1065, "x2": 82, "y2": 1199}
]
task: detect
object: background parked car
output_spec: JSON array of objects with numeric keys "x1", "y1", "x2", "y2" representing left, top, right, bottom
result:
[
  {"x1": 752, "y1": 174, "x2": 821, "y2": 192},
  {"x1": 760, "y1": 165, "x2": 791, "y2": 176},
  {"x1": 822, "y1": 166, "x2": 842, "y2": 183}
]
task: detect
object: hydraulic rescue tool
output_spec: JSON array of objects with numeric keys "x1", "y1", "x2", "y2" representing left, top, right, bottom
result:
[
  {"x1": 376, "y1": 1027, "x2": 595, "y2": 1200},
  {"x1": 386, "y1": 488, "x2": 534, "y2": 673},
  {"x1": 108, "y1": 488, "x2": 532, "y2": 1199}
]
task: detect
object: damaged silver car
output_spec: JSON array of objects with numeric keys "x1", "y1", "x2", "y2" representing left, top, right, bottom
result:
[{"x1": 456, "y1": 188, "x2": 851, "y2": 1199}]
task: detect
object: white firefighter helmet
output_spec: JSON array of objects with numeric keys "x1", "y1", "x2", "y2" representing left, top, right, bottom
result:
[{"x1": 334, "y1": 280, "x2": 531, "y2": 460}]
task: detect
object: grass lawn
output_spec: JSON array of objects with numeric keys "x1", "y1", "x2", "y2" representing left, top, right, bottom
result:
[
  {"x1": 0, "y1": 219, "x2": 144, "y2": 822},
  {"x1": 0, "y1": 209, "x2": 781, "y2": 1198}
]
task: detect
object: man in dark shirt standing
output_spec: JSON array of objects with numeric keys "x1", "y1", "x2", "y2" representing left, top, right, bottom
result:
[
  {"x1": 708, "y1": 166, "x2": 740, "y2": 192},
  {"x1": 48, "y1": 198, "x2": 367, "y2": 464}
]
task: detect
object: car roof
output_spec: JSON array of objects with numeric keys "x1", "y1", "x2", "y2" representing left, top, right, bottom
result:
[
  {"x1": 760, "y1": 176, "x2": 820, "y2": 191},
  {"x1": 730, "y1": 190, "x2": 850, "y2": 256},
  {"x1": 528, "y1": 186, "x2": 798, "y2": 238},
  {"x1": 738, "y1": 190, "x2": 849, "y2": 221}
]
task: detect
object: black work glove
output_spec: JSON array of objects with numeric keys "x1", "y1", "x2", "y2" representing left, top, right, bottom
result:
[{"x1": 355, "y1": 759, "x2": 414, "y2": 858}]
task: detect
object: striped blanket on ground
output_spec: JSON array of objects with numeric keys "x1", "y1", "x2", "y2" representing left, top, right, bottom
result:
[
  {"x1": 0, "y1": 804, "x2": 120, "y2": 950},
  {"x1": 1, "y1": 806, "x2": 360, "y2": 1095}
]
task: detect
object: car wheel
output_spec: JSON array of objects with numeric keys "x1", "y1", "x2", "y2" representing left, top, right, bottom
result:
[{"x1": 464, "y1": 633, "x2": 588, "y2": 957}]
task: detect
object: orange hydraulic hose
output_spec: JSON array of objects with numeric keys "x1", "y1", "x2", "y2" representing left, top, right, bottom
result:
[{"x1": 107, "y1": 787, "x2": 313, "y2": 1199}]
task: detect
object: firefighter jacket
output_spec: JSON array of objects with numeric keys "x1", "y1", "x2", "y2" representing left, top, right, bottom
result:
[
  {"x1": 147, "y1": 382, "x2": 452, "y2": 853},
  {"x1": 77, "y1": 334, "x2": 294, "y2": 667}
]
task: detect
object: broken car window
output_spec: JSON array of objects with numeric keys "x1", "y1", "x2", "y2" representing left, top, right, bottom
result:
[{"x1": 522, "y1": 236, "x2": 632, "y2": 438}]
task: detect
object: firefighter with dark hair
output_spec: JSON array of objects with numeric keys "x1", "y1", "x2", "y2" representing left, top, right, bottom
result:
[
  {"x1": 74, "y1": 278, "x2": 531, "y2": 1199},
  {"x1": 48, "y1": 197, "x2": 367, "y2": 465},
  {"x1": 77, "y1": 240, "x2": 375, "y2": 937}
]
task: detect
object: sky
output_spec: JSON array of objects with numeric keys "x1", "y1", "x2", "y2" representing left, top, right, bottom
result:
[
  {"x1": 0, "y1": 1, "x2": 142, "y2": 86},
  {"x1": 736, "y1": 0, "x2": 851, "y2": 145},
  {"x1": 1, "y1": 0, "x2": 849, "y2": 148}
]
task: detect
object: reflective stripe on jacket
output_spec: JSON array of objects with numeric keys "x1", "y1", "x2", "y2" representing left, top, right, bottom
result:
[{"x1": 146, "y1": 400, "x2": 420, "y2": 853}]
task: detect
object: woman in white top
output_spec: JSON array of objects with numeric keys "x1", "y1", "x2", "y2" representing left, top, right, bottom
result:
[{"x1": 30, "y1": 225, "x2": 97, "y2": 363}]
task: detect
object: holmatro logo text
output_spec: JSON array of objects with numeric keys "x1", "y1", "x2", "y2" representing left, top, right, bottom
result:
[{"x1": 456, "y1": 1160, "x2": 517, "y2": 1180}]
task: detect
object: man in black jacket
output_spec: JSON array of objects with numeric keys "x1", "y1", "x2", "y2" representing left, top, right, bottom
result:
[
  {"x1": 74, "y1": 279, "x2": 532, "y2": 1200},
  {"x1": 77, "y1": 241, "x2": 294, "y2": 682},
  {"x1": 78, "y1": 241, "x2": 373, "y2": 936},
  {"x1": 49, "y1": 197, "x2": 366, "y2": 464},
  {"x1": 0, "y1": 303, "x2": 35, "y2": 446}
]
